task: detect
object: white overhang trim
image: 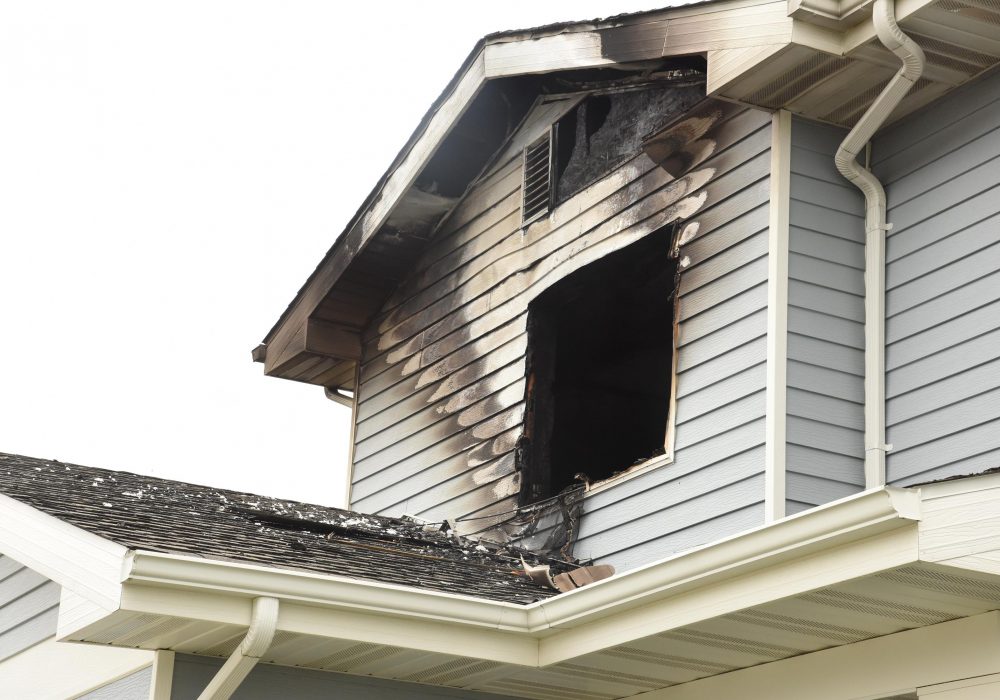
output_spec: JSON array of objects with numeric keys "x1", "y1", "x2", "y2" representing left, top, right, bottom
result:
[
  {"x1": 113, "y1": 487, "x2": 920, "y2": 665},
  {"x1": 0, "y1": 491, "x2": 127, "y2": 612}
]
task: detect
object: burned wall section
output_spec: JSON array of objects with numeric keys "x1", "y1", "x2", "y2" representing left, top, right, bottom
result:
[
  {"x1": 351, "y1": 90, "x2": 772, "y2": 572},
  {"x1": 554, "y1": 84, "x2": 704, "y2": 202}
]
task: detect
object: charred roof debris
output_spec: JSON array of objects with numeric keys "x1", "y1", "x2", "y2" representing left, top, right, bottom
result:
[{"x1": 0, "y1": 452, "x2": 612, "y2": 601}]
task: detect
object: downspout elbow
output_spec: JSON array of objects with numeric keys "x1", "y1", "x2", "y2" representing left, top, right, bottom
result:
[
  {"x1": 873, "y1": 1, "x2": 926, "y2": 80},
  {"x1": 834, "y1": 0, "x2": 924, "y2": 489},
  {"x1": 197, "y1": 597, "x2": 280, "y2": 700}
]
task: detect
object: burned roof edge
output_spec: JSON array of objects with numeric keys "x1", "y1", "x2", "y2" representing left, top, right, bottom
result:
[{"x1": 256, "y1": 0, "x2": 728, "y2": 350}]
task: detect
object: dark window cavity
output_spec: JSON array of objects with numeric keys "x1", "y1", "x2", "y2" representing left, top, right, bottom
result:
[{"x1": 520, "y1": 225, "x2": 679, "y2": 503}]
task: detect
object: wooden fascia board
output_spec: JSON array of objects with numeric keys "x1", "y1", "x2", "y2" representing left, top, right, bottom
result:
[
  {"x1": 258, "y1": 48, "x2": 488, "y2": 356},
  {"x1": 262, "y1": 317, "x2": 361, "y2": 378},
  {"x1": 0, "y1": 492, "x2": 126, "y2": 613},
  {"x1": 257, "y1": 0, "x2": 793, "y2": 368}
]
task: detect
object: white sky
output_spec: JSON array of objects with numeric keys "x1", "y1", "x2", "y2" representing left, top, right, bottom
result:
[{"x1": 0, "y1": 0, "x2": 671, "y2": 507}]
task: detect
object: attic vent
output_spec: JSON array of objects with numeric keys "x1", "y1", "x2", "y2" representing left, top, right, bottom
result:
[{"x1": 522, "y1": 135, "x2": 552, "y2": 224}]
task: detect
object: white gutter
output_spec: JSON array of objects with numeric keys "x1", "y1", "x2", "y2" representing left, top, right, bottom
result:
[
  {"x1": 196, "y1": 596, "x2": 279, "y2": 700},
  {"x1": 834, "y1": 0, "x2": 925, "y2": 488},
  {"x1": 120, "y1": 487, "x2": 919, "y2": 665}
]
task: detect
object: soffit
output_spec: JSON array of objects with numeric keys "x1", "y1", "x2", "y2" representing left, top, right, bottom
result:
[
  {"x1": 67, "y1": 559, "x2": 1000, "y2": 700},
  {"x1": 717, "y1": 0, "x2": 1000, "y2": 128},
  {"x1": 57, "y1": 480, "x2": 1000, "y2": 699}
]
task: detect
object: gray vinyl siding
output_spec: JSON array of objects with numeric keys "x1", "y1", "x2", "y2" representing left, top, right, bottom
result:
[
  {"x1": 76, "y1": 667, "x2": 152, "y2": 700},
  {"x1": 873, "y1": 68, "x2": 1000, "y2": 486},
  {"x1": 170, "y1": 654, "x2": 524, "y2": 700},
  {"x1": 785, "y1": 117, "x2": 866, "y2": 514},
  {"x1": 0, "y1": 553, "x2": 59, "y2": 661},
  {"x1": 351, "y1": 98, "x2": 772, "y2": 572}
]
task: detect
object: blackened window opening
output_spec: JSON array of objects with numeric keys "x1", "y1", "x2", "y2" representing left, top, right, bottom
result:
[{"x1": 522, "y1": 226, "x2": 678, "y2": 503}]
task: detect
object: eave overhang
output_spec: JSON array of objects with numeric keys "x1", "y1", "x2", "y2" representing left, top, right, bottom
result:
[
  {"x1": 254, "y1": 0, "x2": 1000, "y2": 395},
  {"x1": 29, "y1": 479, "x2": 1000, "y2": 697},
  {"x1": 8, "y1": 475, "x2": 1000, "y2": 696}
]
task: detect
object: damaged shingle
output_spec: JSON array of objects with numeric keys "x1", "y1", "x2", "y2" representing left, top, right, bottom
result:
[{"x1": 0, "y1": 452, "x2": 578, "y2": 604}]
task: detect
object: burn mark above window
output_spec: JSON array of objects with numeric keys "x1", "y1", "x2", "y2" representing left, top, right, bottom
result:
[
  {"x1": 553, "y1": 85, "x2": 703, "y2": 204},
  {"x1": 520, "y1": 82, "x2": 703, "y2": 226},
  {"x1": 520, "y1": 225, "x2": 680, "y2": 503}
]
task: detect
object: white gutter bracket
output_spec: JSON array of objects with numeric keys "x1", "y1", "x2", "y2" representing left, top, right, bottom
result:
[
  {"x1": 196, "y1": 596, "x2": 280, "y2": 700},
  {"x1": 834, "y1": 0, "x2": 925, "y2": 488}
]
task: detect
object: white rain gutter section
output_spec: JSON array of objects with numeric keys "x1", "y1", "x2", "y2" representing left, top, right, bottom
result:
[
  {"x1": 196, "y1": 596, "x2": 279, "y2": 700},
  {"x1": 835, "y1": 0, "x2": 925, "y2": 488},
  {"x1": 120, "y1": 487, "x2": 920, "y2": 667}
]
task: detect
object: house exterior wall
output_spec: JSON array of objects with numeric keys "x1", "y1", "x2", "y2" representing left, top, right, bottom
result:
[
  {"x1": 350, "y1": 97, "x2": 772, "y2": 572},
  {"x1": 784, "y1": 117, "x2": 866, "y2": 515},
  {"x1": 0, "y1": 552, "x2": 59, "y2": 662},
  {"x1": 873, "y1": 68, "x2": 1000, "y2": 486},
  {"x1": 0, "y1": 553, "x2": 152, "y2": 697},
  {"x1": 169, "y1": 654, "x2": 524, "y2": 700},
  {"x1": 575, "y1": 108, "x2": 772, "y2": 569}
]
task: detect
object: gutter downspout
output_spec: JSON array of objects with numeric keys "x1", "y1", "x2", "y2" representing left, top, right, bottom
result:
[
  {"x1": 835, "y1": 0, "x2": 924, "y2": 488},
  {"x1": 196, "y1": 596, "x2": 279, "y2": 700}
]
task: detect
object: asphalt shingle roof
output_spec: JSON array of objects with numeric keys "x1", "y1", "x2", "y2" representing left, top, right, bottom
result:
[{"x1": 0, "y1": 452, "x2": 561, "y2": 604}]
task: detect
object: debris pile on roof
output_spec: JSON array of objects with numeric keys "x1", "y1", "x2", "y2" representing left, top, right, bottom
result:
[{"x1": 0, "y1": 452, "x2": 599, "y2": 604}]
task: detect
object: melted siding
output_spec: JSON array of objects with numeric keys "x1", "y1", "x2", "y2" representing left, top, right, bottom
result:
[
  {"x1": 784, "y1": 117, "x2": 866, "y2": 515},
  {"x1": 0, "y1": 554, "x2": 59, "y2": 662},
  {"x1": 874, "y1": 68, "x2": 1000, "y2": 486},
  {"x1": 351, "y1": 100, "x2": 772, "y2": 572}
]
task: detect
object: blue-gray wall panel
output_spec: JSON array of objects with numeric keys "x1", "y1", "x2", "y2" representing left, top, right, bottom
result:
[
  {"x1": 170, "y1": 655, "x2": 524, "y2": 700},
  {"x1": 786, "y1": 116, "x2": 866, "y2": 510},
  {"x1": 0, "y1": 554, "x2": 59, "y2": 662},
  {"x1": 574, "y1": 114, "x2": 772, "y2": 568},
  {"x1": 874, "y1": 68, "x2": 1000, "y2": 485}
]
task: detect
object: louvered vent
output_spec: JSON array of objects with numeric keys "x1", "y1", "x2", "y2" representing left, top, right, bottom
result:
[{"x1": 522, "y1": 135, "x2": 552, "y2": 224}]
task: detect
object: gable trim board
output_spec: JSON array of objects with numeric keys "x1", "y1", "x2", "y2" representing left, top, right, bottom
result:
[
  {"x1": 260, "y1": 0, "x2": 999, "y2": 388},
  {"x1": 0, "y1": 491, "x2": 126, "y2": 612}
]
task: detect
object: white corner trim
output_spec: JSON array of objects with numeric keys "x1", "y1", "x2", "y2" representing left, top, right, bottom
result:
[
  {"x1": 765, "y1": 108, "x2": 792, "y2": 523},
  {"x1": 149, "y1": 650, "x2": 175, "y2": 700},
  {"x1": 0, "y1": 492, "x2": 126, "y2": 612}
]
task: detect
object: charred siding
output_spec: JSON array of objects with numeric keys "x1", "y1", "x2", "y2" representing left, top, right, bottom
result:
[
  {"x1": 874, "y1": 68, "x2": 1000, "y2": 486},
  {"x1": 351, "y1": 98, "x2": 771, "y2": 572},
  {"x1": 575, "y1": 109, "x2": 772, "y2": 570},
  {"x1": 784, "y1": 118, "x2": 866, "y2": 515}
]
